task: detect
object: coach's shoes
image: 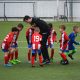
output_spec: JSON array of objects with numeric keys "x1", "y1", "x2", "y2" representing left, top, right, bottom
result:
[
  {"x1": 4, "y1": 63, "x2": 12, "y2": 67},
  {"x1": 68, "y1": 54, "x2": 74, "y2": 60}
]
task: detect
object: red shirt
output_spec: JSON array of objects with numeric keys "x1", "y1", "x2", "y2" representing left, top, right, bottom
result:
[
  {"x1": 60, "y1": 31, "x2": 69, "y2": 50},
  {"x1": 47, "y1": 30, "x2": 57, "y2": 45},
  {"x1": 26, "y1": 27, "x2": 34, "y2": 44},
  {"x1": 32, "y1": 32, "x2": 42, "y2": 49},
  {"x1": 3, "y1": 32, "x2": 14, "y2": 46}
]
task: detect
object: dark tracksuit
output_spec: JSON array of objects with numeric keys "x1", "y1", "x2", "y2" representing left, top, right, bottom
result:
[{"x1": 30, "y1": 17, "x2": 50, "y2": 61}]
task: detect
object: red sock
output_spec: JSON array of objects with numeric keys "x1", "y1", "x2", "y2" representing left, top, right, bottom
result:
[
  {"x1": 4, "y1": 55, "x2": 9, "y2": 64},
  {"x1": 60, "y1": 53, "x2": 67, "y2": 61},
  {"x1": 10, "y1": 53, "x2": 14, "y2": 60},
  {"x1": 50, "y1": 49, "x2": 54, "y2": 59},
  {"x1": 8, "y1": 54, "x2": 10, "y2": 61},
  {"x1": 31, "y1": 55, "x2": 35, "y2": 65},
  {"x1": 28, "y1": 50, "x2": 31, "y2": 61},
  {"x1": 39, "y1": 55, "x2": 42, "y2": 64},
  {"x1": 15, "y1": 50, "x2": 18, "y2": 59}
]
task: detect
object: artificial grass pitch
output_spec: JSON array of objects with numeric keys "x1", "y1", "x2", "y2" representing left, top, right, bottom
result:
[{"x1": 0, "y1": 21, "x2": 80, "y2": 80}]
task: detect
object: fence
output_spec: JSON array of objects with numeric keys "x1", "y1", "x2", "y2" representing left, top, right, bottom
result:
[{"x1": 0, "y1": 1, "x2": 80, "y2": 21}]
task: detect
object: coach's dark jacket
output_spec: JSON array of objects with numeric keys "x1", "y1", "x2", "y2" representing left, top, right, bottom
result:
[
  {"x1": 30, "y1": 17, "x2": 50, "y2": 61},
  {"x1": 30, "y1": 17, "x2": 50, "y2": 35}
]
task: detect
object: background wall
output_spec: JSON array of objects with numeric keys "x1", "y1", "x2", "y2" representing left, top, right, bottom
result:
[{"x1": 0, "y1": 0, "x2": 80, "y2": 21}]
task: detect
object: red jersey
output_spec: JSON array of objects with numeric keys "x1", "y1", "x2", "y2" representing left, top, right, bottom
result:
[
  {"x1": 26, "y1": 27, "x2": 34, "y2": 44},
  {"x1": 60, "y1": 31, "x2": 69, "y2": 50},
  {"x1": 2, "y1": 32, "x2": 14, "y2": 47},
  {"x1": 32, "y1": 32, "x2": 42, "y2": 49},
  {"x1": 47, "y1": 30, "x2": 57, "y2": 45}
]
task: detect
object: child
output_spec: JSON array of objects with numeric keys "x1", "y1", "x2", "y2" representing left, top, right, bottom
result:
[
  {"x1": 59, "y1": 25, "x2": 69, "y2": 65},
  {"x1": 10, "y1": 23, "x2": 23, "y2": 64},
  {"x1": 68, "y1": 26, "x2": 80, "y2": 60},
  {"x1": 31, "y1": 27, "x2": 43, "y2": 67},
  {"x1": 1, "y1": 27, "x2": 19, "y2": 67},
  {"x1": 26, "y1": 26, "x2": 37, "y2": 63},
  {"x1": 46, "y1": 23, "x2": 57, "y2": 62}
]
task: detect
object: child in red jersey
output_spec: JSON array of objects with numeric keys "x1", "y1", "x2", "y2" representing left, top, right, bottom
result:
[
  {"x1": 1, "y1": 27, "x2": 19, "y2": 67},
  {"x1": 59, "y1": 25, "x2": 69, "y2": 65},
  {"x1": 31, "y1": 27, "x2": 43, "y2": 67},
  {"x1": 26, "y1": 26, "x2": 37, "y2": 63},
  {"x1": 46, "y1": 23, "x2": 57, "y2": 62},
  {"x1": 10, "y1": 23, "x2": 23, "y2": 64}
]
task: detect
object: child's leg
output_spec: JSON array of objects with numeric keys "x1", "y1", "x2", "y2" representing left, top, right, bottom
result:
[
  {"x1": 60, "y1": 52, "x2": 67, "y2": 61},
  {"x1": 9, "y1": 48, "x2": 18, "y2": 64},
  {"x1": 27, "y1": 44, "x2": 32, "y2": 62},
  {"x1": 35, "y1": 52, "x2": 37, "y2": 62},
  {"x1": 10, "y1": 53, "x2": 14, "y2": 60},
  {"x1": 28, "y1": 49, "x2": 31, "y2": 61},
  {"x1": 15, "y1": 49, "x2": 18, "y2": 60},
  {"x1": 38, "y1": 50, "x2": 43, "y2": 65},
  {"x1": 31, "y1": 50, "x2": 35, "y2": 67},
  {"x1": 4, "y1": 52, "x2": 9, "y2": 64},
  {"x1": 50, "y1": 44, "x2": 54, "y2": 59},
  {"x1": 60, "y1": 52, "x2": 69, "y2": 65},
  {"x1": 68, "y1": 49, "x2": 76, "y2": 60},
  {"x1": 10, "y1": 48, "x2": 16, "y2": 60},
  {"x1": 8, "y1": 53, "x2": 10, "y2": 60},
  {"x1": 71, "y1": 49, "x2": 76, "y2": 55},
  {"x1": 50, "y1": 48, "x2": 54, "y2": 59}
]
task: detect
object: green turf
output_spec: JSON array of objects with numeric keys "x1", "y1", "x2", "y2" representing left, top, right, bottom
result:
[{"x1": 0, "y1": 21, "x2": 80, "y2": 80}]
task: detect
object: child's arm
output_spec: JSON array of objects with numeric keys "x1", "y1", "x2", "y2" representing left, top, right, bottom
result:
[{"x1": 69, "y1": 34, "x2": 80, "y2": 45}]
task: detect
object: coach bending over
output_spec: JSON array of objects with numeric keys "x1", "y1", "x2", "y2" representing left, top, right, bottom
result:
[{"x1": 23, "y1": 15, "x2": 50, "y2": 64}]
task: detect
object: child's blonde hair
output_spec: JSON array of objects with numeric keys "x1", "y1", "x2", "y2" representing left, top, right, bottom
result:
[
  {"x1": 34, "y1": 27, "x2": 40, "y2": 32},
  {"x1": 73, "y1": 26, "x2": 79, "y2": 31}
]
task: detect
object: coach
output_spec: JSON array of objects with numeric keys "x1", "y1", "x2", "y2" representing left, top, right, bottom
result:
[{"x1": 23, "y1": 15, "x2": 50, "y2": 64}]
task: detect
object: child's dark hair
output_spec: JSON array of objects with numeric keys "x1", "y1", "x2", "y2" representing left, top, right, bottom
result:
[
  {"x1": 12, "y1": 27, "x2": 19, "y2": 32},
  {"x1": 60, "y1": 25, "x2": 66, "y2": 30},
  {"x1": 17, "y1": 23, "x2": 24, "y2": 29},
  {"x1": 48, "y1": 23, "x2": 53, "y2": 29},
  {"x1": 73, "y1": 26, "x2": 79, "y2": 31}
]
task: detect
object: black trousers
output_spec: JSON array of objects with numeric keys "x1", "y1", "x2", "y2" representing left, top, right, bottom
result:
[{"x1": 41, "y1": 33, "x2": 50, "y2": 61}]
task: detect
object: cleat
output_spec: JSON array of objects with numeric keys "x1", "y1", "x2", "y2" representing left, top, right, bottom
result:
[
  {"x1": 15, "y1": 59, "x2": 21, "y2": 63},
  {"x1": 60, "y1": 59, "x2": 69, "y2": 65},
  {"x1": 9, "y1": 60, "x2": 17, "y2": 64},
  {"x1": 68, "y1": 54, "x2": 74, "y2": 60},
  {"x1": 64, "y1": 60, "x2": 69, "y2": 65},
  {"x1": 4, "y1": 63, "x2": 12, "y2": 67}
]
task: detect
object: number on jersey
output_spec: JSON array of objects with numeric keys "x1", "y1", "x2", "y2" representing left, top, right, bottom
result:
[{"x1": 34, "y1": 36, "x2": 40, "y2": 42}]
